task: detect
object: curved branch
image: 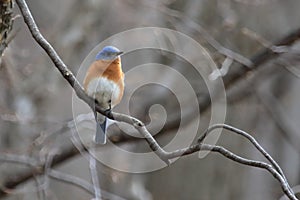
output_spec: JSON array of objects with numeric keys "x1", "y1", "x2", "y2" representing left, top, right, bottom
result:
[
  {"x1": 0, "y1": 153, "x2": 39, "y2": 166},
  {"x1": 198, "y1": 124, "x2": 287, "y2": 180},
  {"x1": 197, "y1": 124, "x2": 294, "y2": 197}
]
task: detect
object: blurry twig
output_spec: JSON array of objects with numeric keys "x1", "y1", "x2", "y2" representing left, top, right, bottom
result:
[
  {"x1": 242, "y1": 27, "x2": 300, "y2": 79},
  {"x1": 256, "y1": 88, "x2": 300, "y2": 153},
  {"x1": 0, "y1": 153, "x2": 38, "y2": 166},
  {"x1": 209, "y1": 57, "x2": 233, "y2": 80},
  {"x1": 68, "y1": 117, "x2": 103, "y2": 200},
  {"x1": 89, "y1": 149, "x2": 102, "y2": 200},
  {"x1": 0, "y1": 154, "x2": 46, "y2": 196},
  {"x1": 158, "y1": 4, "x2": 300, "y2": 87},
  {"x1": 0, "y1": 152, "x2": 125, "y2": 199},
  {"x1": 49, "y1": 169, "x2": 127, "y2": 200},
  {"x1": 158, "y1": 5, "x2": 253, "y2": 67},
  {"x1": 33, "y1": 113, "x2": 94, "y2": 146},
  {"x1": 42, "y1": 149, "x2": 59, "y2": 199},
  {"x1": 48, "y1": 169, "x2": 94, "y2": 194},
  {"x1": 242, "y1": 27, "x2": 290, "y2": 53}
]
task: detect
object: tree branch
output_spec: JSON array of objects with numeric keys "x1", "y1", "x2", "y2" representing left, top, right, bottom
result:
[
  {"x1": 0, "y1": 0, "x2": 13, "y2": 56},
  {"x1": 198, "y1": 124, "x2": 287, "y2": 181},
  {"x1": 0, "y1": 153, "x2": 39, "y2": 166},
  {"x1": 48, "y1": 169, "x2": 95, "y2": 195},
  {"x1": 48, "y1": 169, "x2": 127, "y2": 200}
]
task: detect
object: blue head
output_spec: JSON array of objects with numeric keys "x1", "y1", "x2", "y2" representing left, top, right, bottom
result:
[{"x1": 95, "y1": 46, "x2": 123, "y2": 60}]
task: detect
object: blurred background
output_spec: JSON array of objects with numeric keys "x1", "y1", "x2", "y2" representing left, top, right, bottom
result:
[{"x1": 1, "y1": 0, "x2": 300, "y2": 199}]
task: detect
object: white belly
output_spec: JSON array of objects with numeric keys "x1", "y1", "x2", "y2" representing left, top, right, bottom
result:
[{"x1": 86, "y1": 77, "x2": 120, "y2": 109}]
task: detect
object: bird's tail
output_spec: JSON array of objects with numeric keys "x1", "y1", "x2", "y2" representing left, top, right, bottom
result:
[{"x1": 94, "y1": 112, "x2": 107, "y2": 144}]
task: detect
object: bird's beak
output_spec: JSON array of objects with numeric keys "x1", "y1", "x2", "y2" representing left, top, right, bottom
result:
[{"x1": 117, "y1": 51, "x2": 124, "y2": 56}]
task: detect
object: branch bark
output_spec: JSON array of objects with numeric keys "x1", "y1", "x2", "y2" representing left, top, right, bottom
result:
[{"x1": 0, "y1": 0, "x2": 13, "y2": 56}]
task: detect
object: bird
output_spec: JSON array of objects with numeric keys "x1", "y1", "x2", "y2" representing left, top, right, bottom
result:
[{"x1": 83, "y1": 46, "x2": 124, "y2": 144}]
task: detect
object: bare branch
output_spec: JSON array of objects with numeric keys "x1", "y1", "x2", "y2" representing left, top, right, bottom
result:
[
  {"x1": 198, "y1": 124, "x2": 287, "y2": 180},
  {"x1": 48, "y1": 169, "x2": 94, "y2": 194},
  {"x1": 209, "y1": 57, "x2": 233, "y2": 80},
  {"x1": 48, "y1": 169, "x2": 127, "y2": 200},
  {"x1": 197, "y1": 124, "x2": 294, "y2": 198},
  {"x1": 156, "y1": 5, "x2": 253, "y2": 67},
  {"x1": 0, "y1": 153, "x2": 39, "y2": 166},
  {"x1": 225, "y1": 26, "x2": 300, "y2": 89},
  {"x1": 242, "y1": 27, "x2": 291, "y2": 54},
  {"x1": 88, "y1": 149, "x2": 102, "y2": 200},
  {"x1": 203, "y1": 144, "x2": 295, "y2": 200},
  {"x1": 0, "y1": 152, "x2": 125, "y2": 199}
]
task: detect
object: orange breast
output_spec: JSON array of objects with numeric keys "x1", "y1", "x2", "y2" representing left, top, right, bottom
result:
[{"x1": 83, "y1": 58, "x2": 124, "y2": 105}]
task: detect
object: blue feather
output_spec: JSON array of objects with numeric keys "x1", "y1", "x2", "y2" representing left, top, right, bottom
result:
[{"x1": 95, "y1": 46, "x2": 123, "y2": 60}]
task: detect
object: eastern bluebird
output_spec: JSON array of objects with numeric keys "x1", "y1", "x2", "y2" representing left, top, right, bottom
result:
[{"x1": 83, "y1": 46, "x2": 124, "y2": 144}]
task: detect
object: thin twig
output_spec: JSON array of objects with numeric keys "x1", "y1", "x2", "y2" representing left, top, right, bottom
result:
[
  {"x1": 242, "y1": 27, "x2": 290, "y2": 53},
  {"x1": 209, "y1": 57, "x2": 233, "y2": 80},
  {"x1": 48, "y1": 170, "x2": 127, "y2": 200},
  {"x1": 198, "y1": 124, "x2": 296, "y2": 196},
  {"x1": 256, "y1": 88, "x2": 300, "y2": 154},
  {"x1": 69, "y1": 119, "x2": 103, "y2": 199},
  {"x1": 88, "y1": 148, "x2": 102, "y2": 200},
  {"x1": 0, "y1": 152, "x2": 125, "y2": 199},
  {"x1": 112, "y1": 112, "x2": 170, "y2": 164},
  {"x1": 163, "y1": 142, "x2": 296, "y2": 200},
  {"x1": 154, "y1": 4, "x2": 253, "y2": 67},
  {"x1": 48, "y1": 169, "x2": 94, "y2": 194},
  {"x1": 0, "y1": 154, "x2": 46, "y2": 196},
  {"x1": 42, "y1": 149, "x2": 59, "y2": 199},
  {"x1": 198, "y1": 124, "x2": 287, "y2": 179},
  {"x1": 0, "y1": 153, "x2": 39, "y2": 166}
]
